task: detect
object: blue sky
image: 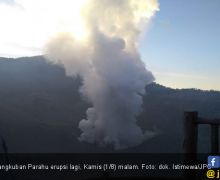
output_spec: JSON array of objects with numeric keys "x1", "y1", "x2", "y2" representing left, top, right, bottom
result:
[{"x1": 140, "y1": 0, "x2": 220, "y2": 90}]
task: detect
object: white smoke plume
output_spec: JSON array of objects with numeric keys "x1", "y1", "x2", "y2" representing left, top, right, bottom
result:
[{"x1": 45, "y1": 0, "x2": 159, "y2": 149}]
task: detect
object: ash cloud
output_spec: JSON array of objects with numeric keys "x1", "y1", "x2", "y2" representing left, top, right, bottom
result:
[{"x1": 45, "y1": 0, "x2": 159, "y2": 149}]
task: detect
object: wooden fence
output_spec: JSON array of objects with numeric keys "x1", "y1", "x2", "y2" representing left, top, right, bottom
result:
[
  {"x1": 183, "y1": 111, "x2": 220, "y2": 179},
  {"x1": 183, "y1": 111, "x2": 220, "y2": 154}
]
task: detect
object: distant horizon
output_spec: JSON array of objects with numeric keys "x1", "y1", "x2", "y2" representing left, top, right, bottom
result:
[{"x1": 0, "y1": 54, "x2": 219, "y2": 92}]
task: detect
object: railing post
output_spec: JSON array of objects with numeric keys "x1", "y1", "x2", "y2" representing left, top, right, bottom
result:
[
  {"x1": 183, "y1": 112, "x2": 198, "y2": 180},
  {"x1": 183, "y1": 112, "x2": 198, "y2": 154},
  {"x1": 211, "y1": 124, "x2": 219, "y2": 154}
]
